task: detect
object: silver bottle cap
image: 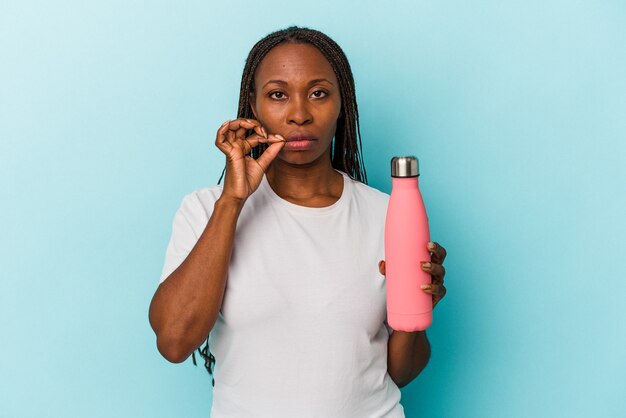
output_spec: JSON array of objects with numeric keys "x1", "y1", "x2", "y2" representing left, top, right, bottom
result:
[{"x1": 391, "y1": 156, "x2": 419, "y2": 177}]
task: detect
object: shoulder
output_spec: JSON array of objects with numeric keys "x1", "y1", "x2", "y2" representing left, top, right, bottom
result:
[
  {"x1": 349, "y1": 177, "x2": 389, "y2": 203},
  {"x1": 177, "y1": 184, "x2": 224, "y2": 220},
  {"x1": 348, "y1": 177, "x2": 389, "y2": 217}
]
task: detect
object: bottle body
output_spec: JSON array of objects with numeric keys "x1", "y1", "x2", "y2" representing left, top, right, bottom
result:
[{"x1": 385, "y1": 177, "x2": 432, "y2": 331}]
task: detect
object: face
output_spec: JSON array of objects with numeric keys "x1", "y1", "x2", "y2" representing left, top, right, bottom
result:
[{"x1": 250, "y1": 43, "x2": 342, "y2": 165}]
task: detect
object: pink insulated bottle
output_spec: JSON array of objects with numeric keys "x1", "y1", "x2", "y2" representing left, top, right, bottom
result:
[{"x1": 385, "y1": 156, "x2": 432, "y2": 331}]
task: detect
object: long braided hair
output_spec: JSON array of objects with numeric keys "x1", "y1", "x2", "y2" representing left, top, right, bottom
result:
[{"x1": 193, "y1": 26, "x2": 368, "y2": 386}]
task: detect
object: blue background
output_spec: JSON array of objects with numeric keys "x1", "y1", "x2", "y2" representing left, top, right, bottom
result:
[{"x1": 1, "y1": 1, "x2": 625, "y2": 417}]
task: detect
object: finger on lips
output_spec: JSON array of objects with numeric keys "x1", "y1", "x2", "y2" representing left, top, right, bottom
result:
[
  {"x1": 218, "y1": 118, "x2": 287, "y2": 147},
  {"x1": 241, "y1": 132, "x2": 285, "y2": 153},
  {"x1": 268, "y1": 134, "x2": 286, "y2": 143}
]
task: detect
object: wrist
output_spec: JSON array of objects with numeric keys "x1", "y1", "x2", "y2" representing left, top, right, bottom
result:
[{"x1": 216, "y1": 195, "x2": 246, "y2": 213}]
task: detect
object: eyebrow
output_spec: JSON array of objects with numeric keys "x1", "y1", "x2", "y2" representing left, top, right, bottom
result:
[{"x1": 262, "y1": 78, "x2": 335, "y2": 89}]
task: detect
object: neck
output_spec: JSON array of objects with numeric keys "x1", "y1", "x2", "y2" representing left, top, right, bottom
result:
[{"x1": 265, "y1": 151, "x2": 342, "y2": 202}]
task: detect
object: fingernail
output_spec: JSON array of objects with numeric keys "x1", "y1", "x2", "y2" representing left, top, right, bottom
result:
[
  {"x1": 428, "y1": 242, "x2": 435, "y2": 250},
  {"x1": 276, "y1": 134, "x2": 285, "y2": 142},
  {"x1": 261, "y1": 127, "x2": 268, "y2": 138},
  {"x1": 422, "y1": 262, "x2": 431, "y2": 269},
  {"x1": 421, "y1": 284, "x2": 431, "y2": 290}
]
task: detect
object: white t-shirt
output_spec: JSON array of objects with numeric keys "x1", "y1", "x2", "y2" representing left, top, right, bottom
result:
[{"x1": 159, "y1": 169, "x2": 405, "y2": 418}]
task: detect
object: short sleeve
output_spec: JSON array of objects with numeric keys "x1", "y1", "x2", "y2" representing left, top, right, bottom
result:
[{"x1": 158, "y1": 190, "x2": 217, "y2": 284}]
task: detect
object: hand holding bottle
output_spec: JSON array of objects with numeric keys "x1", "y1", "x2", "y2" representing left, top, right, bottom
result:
[
  {"x1": 379, "y1": 241, "x2": 448, "y2": 310},
  {"x1": 214, "y1": 118, "x2": 285, "y2": 204},
  {"x1": 384, "y1": 156, "x2": 447, "y2": 331}
]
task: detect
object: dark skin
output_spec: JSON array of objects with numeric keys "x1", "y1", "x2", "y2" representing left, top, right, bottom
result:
[
  {"x1": 379, "y1": 241, "x2": 448, "y2": 307},
  {"x1": 250, "y1": 42, "x2": 344, "y2": 206},
  {"x1": 217, "y1": 43, "x2": 344, "y2": 207},
  {"x1": 379, "y1": 242, "x2": 447, "y2": 387},
  {"x1": 215, "y1": 43, "x2": 448, "y2": 388}
]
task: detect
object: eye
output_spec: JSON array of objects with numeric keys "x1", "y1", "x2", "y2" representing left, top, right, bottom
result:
[
  {"x1": 311, "y1": 90, "x2": 328, "y2": 99},
  {"x1": 269, "y1": 91, "x2": 286, "y2": 100}
]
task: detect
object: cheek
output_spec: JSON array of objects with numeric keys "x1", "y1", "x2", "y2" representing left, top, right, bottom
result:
[
  {"x1": 324, "y1": 102, "x2": 342, "y2": 131},
  {"x1": 330, "y1": 97, "x2": 342, "y2": 121},
  {"x1": 256, "y1": 103, "x2": 284, "y2": 127}
]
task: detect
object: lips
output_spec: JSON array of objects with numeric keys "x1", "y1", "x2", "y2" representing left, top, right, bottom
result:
[
  {"x1": 286, "y1": 132, "x2": 317, "y2": 142},
  {"x1": 283, "y1": 132, "x2": 317, "y2": 151}
]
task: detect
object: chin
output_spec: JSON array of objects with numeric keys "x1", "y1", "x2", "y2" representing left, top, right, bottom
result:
[{"x1": 276, "y1": 148, "x2": 330, "y2": 166}]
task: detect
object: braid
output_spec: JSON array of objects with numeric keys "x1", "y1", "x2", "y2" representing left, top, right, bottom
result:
[
  {"x1": 217, "y1": 26, "x2": 367, "y2": 185},
  {"x1": 208, "y1": 26, "x2": 368, "y2": 384}
]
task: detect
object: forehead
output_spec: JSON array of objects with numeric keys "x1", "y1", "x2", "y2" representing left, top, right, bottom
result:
[{"x1": 254, "y1": 43, "x2": 338, "y2": 87}]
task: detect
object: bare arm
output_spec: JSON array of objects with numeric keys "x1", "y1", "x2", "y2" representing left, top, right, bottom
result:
[
  {"x1": 387, "y1": 330, "x2": 431, "y2": 388},
  {"x1": 148, "y1": 118, "x2": 285, "y2": 363},
  {"x1": 378, "y1": 242, "x2": 447, "y2": 387},
  {"x1": 148, "y1": 196, "x2": 244, "y2": 363}
]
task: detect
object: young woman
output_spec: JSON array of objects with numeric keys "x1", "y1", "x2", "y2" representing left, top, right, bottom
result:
[{"x1": 149, "y1": 26, "x2": 447, "y2": 418}]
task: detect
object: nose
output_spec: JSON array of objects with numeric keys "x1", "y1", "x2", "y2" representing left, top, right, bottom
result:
[{"x1": 287, "y1": 95, "x2": 312, "y2": 126}]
